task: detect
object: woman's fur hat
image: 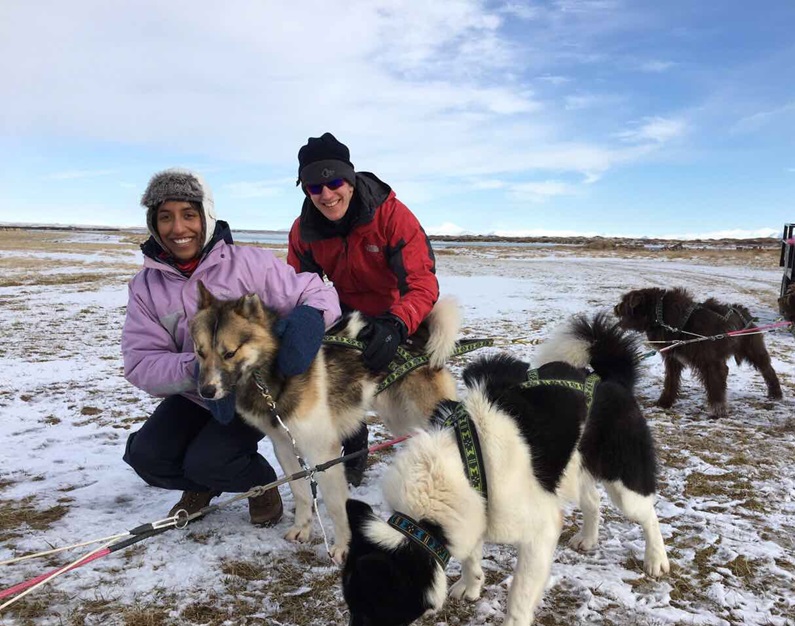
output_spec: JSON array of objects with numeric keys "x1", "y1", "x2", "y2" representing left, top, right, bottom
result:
[{"x1": 141, "y1": 168, "x2": 217, "y2": 250}]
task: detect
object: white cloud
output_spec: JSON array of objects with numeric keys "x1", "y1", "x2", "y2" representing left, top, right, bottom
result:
[
  {"x1": 508, "y1": 180, "x2": 576, "y2": 202},
  {"x1": 617, "y1": 116, "x2": 687, "y2": 144},
  {"x1": 0, "y1": 0, "x2": 679, "y2": 185},
  {"x1": 563, "y1": 92, "x2": 621, "y2": 111},
  {"x1": 426, "y1": 222, "x2": 469, "y2": 236},
  {"x1": 732, "y1": 101, "x2": 795, "y2": 134},
  {"x1": 536, "y1": 74, "x2": 571, "y2": 85},
  {"x1": 500, "y1": 3, "x2": 542, "y2": 20}
]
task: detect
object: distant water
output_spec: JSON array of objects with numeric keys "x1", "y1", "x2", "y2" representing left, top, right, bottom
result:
[
  {"x1": 233, "y1": 230, "x2": 559, "y2": 249},
  {"x1": 234, "y1": 230, "x2": 291, "y2": 245}
]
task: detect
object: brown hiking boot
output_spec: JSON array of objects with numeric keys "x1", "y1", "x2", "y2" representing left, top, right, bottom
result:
[
  {"x1": 168, "y1": 490, "x2": 221, "y2": 517},
  {"x1": 249, "y1": 488, "x2": 283, "y2": 527}
]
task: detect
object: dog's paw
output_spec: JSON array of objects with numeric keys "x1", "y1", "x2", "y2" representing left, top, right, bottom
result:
[
  {"x1": 449, "y1": 575, "x2": 483, "y2": 601},
  {"x1": 708, "y1": 402, "x2": 728, "y2": 419},
  {"x1": 644, "y1": 547, "x2": 670, "y2": 577},
  {"x1": 502, "y1": 613, "x2": 533, "y2": 626},
  {"x1": 656, "y1": 395, "x2": 675, "y2": 409},
  {"x1": 568, "y1": 531, "x2": 597, "y2": 552},
  {"x1": 329, "y1": 543, "x2": 349, "y2": 565},
  {"x1": 284, "y1": 524, "x2": 312, "y2": 543}
]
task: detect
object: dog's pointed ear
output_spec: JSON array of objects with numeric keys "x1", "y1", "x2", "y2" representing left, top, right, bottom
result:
[
  {"x1": 346, "y1": 499, "x2": 374, "y2": 531},
  {"x1": 197, "y1": 281, "x2": 215, "y2": 310},
  {"x1": 234, "y1": 293, "x2": 265, "y2": 319},
  {"x1": 628, "y1": 291, "x2": 645, "y2": 310}
]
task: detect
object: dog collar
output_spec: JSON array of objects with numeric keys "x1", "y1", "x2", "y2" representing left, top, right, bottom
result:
[
  {"x1": 431, "y1": 402, "x2": 488, "y2": 501},
  {"x1": 387, "y1": 512, "x2": 451, "y2": 569},
  {"x1": 521, "y1": 369, "x2": 600, "y2": 416}
]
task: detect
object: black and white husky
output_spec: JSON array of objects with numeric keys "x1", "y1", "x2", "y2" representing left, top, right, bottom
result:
[{"x1": 342, "y1": 313, "x2": 670, "y2": 625}]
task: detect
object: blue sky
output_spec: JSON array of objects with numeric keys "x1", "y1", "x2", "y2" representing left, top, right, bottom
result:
[{"x1": 1, "y1": 0, "x2": 793, "y2": 238}]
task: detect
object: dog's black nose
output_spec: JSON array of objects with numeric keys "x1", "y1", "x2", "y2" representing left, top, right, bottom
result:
[{"x1": 199, "y1": 384, "x2": 217, "y2": 399}]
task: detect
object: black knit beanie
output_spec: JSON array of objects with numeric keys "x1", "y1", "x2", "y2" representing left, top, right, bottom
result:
[{"x1": 297, "y1": 132, "x2": 356, "y2": 187}]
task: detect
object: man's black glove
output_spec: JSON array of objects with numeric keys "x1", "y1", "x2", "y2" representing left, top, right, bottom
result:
[{"x1": 357, "y1": 314, "x2": 407, "y2": 372}]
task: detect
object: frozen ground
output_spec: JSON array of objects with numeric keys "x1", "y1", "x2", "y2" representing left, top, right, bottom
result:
[{"x1": 0, "y1": 230, "x2": 793, "y2": 625}]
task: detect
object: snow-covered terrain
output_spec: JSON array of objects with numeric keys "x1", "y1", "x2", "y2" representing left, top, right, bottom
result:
[{"x1": 1, "y1": 231, "x2": 793, "y2": 625}]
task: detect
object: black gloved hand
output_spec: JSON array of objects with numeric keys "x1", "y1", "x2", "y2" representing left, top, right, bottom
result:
[{"x1": 357, "y1": 314, "x2": 407, "y2": 372}]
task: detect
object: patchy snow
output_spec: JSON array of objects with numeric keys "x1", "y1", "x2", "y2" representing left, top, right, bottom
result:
[{"x1": 0, "y1": 234, "x2": 793, "y2": 625}]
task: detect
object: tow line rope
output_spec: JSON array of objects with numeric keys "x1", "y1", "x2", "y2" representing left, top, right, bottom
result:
[
  {"x1": 0, "y1": 331, "x2": 572, "y2": 608},
  {"x1": 640, "y1": 320, "x2": 792, "y2": 356},
  {"x1": 0, "y1": 435, "x2": 410, "y2": 610}
]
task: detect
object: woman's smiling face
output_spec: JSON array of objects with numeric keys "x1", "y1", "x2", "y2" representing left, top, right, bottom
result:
[{"x1": 156, "y1": 200, "x2": 204, "y2": 260}]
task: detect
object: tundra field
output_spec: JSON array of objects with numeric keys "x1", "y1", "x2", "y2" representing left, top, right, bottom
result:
[{"x1": 0, "y1": 228, "x2": 793, "y2": 626}]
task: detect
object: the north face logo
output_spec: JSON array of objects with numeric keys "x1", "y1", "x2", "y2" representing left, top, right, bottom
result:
[
  {"x1": 364, "y1": 244, "x2": 380, "y2": 253},
  {"x1": 321, "y1": 168, "x2": 335, "y2": 178}
]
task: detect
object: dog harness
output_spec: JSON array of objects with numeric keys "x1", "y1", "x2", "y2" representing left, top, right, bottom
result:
[
  {"x1": 320, "y1": 335, "x2": 494, "y2": 393},
  {"x1": 430, "y1": 403, "x2": 488, "y2": 501},
  {"x1": 520, "y1": 368, "x2": 601, "y2": 417},
  {"x1": 654, "y1": 294, "x2": 755, "y2": 336},
  {"x1": 387, "y1": 512, "x2": 451, "y2": 569},
  {"x1": 386, "y1": 398, "x2": 490, "y2": 572}
]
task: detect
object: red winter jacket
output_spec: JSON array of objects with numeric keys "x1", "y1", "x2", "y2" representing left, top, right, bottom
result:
[{"x1": 287, "y1": 172, "x2": 438, "y2": 335}]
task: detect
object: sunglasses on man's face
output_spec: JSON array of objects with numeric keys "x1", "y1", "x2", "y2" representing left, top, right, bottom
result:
[{"x1": 305, "y1": 178, "x2": 346, "y2": 195}]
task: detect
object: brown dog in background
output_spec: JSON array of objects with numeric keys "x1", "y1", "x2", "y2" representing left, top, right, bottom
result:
[
  {"x1": 615, "y1": 287, "x2": 782, "y2": 418},
  {"x1": 778, "y1": 283, "x2": 795, "y2": 322}
]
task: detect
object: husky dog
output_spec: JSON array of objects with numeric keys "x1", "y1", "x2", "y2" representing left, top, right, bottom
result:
[
  {"x1": 343, "y1": 313, "x2": 669, "y2": 626},
  {"x1": 190, "y1": 282, "x2": 460, "y2": 563},
  {"x1": 615, "y1": 287, "x2": 782, "y2": 418}
]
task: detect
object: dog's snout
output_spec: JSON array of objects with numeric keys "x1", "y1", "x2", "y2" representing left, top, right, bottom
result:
[{"x1": 199, "y1": 384, "x2": 217, "y2": 399}]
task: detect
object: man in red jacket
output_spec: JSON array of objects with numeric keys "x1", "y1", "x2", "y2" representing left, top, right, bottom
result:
[{"x1": 287, "y1": 132, "x2": 439, "y2": 486}]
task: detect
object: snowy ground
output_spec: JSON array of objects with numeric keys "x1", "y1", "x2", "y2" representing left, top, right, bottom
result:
[{"x1": 0, "y1": 230, "x2": 793, "y2": 626}]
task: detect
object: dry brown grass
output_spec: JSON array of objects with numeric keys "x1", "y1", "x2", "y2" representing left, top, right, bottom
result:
[
  {"x1": 0, "y1": 495, "x2": 71, "y2": 541},
  {"x1": 554, "y1": 244, "x2": 779, "y2": 269}
]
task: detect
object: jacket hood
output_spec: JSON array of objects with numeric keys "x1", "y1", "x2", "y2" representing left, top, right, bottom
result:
[
  {"x1": 141, "y1": 220, "x2": 233, "y2": 268},
  {"x1": 142, "y1": 168, "x2": 217, "y2": 251},
  {"x1": 298, "y1": 171, "x2": 392, "y2": 242}
]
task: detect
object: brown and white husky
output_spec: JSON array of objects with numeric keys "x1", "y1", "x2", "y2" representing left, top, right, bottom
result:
[{"x1": 190, "y1": 282, "x2": 460, "y2": 562}]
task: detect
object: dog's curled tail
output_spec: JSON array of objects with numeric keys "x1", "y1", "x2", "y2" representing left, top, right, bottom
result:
[
  {"x1": 535, "y1": 312, "x2": 641, "y2": 390},
  {"x1": 424, "y1": 296, "x2": 461, "y2": 369}
]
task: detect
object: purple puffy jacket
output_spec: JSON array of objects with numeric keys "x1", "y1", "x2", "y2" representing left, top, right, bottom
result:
[{"x1": 121, "y1": 239, "x2": 341, "y2": 405}]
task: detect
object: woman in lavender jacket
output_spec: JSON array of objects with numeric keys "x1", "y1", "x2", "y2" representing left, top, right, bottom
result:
[{"x1": 122, "y1": 168, "x2": 341, "y2": 526}]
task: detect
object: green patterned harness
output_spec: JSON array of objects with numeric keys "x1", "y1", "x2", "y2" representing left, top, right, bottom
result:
[
  {"x1": 431, "y1": 402, "x2": 488, "y2": 500},
  {"x1": 520, "y1": 368, "x2": 601, "y2": 417},
  {"x1": 321, "y1": 335, "x2": 494, "y2": 394}
]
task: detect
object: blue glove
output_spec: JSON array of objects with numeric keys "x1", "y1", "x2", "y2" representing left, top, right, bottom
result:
[
  {"x1": 192, "y1": 361, "x2": 237, "y2": 425},
  {"x1": 275, "y1": 305, "x2": 325, "y2": 377},
  {"x1": 357, "y1": 314, "x2": 407, "y2": 372},
  {"x1": 206, "y1": 393, "x2": 237, "y2": 425}
]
